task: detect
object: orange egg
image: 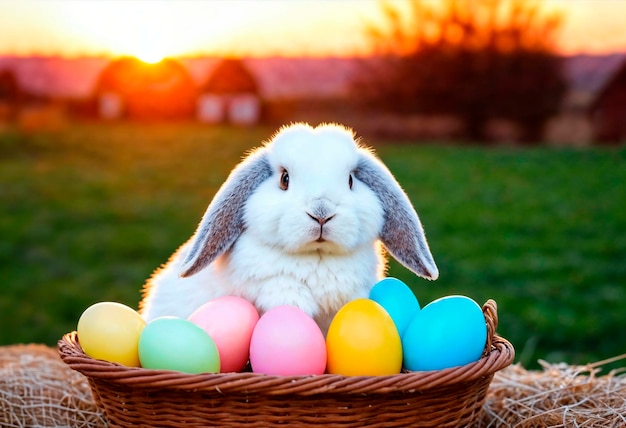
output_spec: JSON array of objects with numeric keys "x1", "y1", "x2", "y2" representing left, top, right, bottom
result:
[{"x1": 326, "y1": 298, "x2": 402, "y2": 376}]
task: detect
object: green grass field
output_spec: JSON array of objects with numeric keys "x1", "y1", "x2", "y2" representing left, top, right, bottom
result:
[{"x1": 1, "y1": 122, "x2": 624, "y2": 369}]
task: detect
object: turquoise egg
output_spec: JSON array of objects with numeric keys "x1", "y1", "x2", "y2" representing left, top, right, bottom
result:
[
  {"x1": 138, "y1": 317, "x2": 220, "y2": 374},
  {"x1": 369, "y1": 277, "x2": 420, "y2": 337},
  {"x1": 402, "y1": 295, "x2": 487, "y2": 371}
]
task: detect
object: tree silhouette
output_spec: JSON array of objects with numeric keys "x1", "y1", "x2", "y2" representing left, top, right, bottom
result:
[{"x1": 353, "y1": 0, "x2": 567, "y2": 142}]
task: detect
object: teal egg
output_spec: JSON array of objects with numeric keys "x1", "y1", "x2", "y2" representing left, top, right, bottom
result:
[
  {"x1": 402, "y1": 295, "x2": 487, "y2": 371},
  {"x1": 369, "y1": 277, "x2": 420, "y2": 337},
  {"x1": 138, "y1": 317, "x2": 220, "y2": 374}
]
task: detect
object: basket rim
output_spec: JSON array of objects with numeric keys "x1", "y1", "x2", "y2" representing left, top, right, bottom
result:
[{"x1": 58, "y1": 299, "x2": 515, "y2": 396}]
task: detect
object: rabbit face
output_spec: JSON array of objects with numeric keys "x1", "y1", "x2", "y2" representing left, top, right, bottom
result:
[
  {"x1": 244, "y1": 125, "x2": 384, "y2": 256},
  {"x1": 141, "y1": 122, "x2": 438, "y2": 328}
]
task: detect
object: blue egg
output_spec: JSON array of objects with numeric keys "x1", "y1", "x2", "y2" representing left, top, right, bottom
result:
[
  {"x1": 369, "y1": 277, "x2": 420, "y2": 338},
  {"x1": 402, "y1": 295, "x2": 487, "y2": 371}
]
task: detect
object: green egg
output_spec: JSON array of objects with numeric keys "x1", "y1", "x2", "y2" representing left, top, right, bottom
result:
[{"x1": 138, "y1": 316, "x2": 220, "y2": 374}]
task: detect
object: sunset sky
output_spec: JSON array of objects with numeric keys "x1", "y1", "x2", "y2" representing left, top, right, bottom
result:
[{"x1": 0, "y1": 0, "x2": 625, "y2": 60}]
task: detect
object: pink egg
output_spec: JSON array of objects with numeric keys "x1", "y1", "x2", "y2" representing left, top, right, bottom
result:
[
  {"x1": 249, "y1": 305, "x2": 327, "y2": 376},
  {"x1": 188, "y1": 296, "x2": 259, "y2": 373}
]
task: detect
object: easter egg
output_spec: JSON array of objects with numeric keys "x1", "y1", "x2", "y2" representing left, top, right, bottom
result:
[
  {"x1": 188, "y1": 296, "x2": 259, "y2": 373},
  {"x1": 249, "y1": 305, "x2": 326, "y2": 376},
  {"x1": 77, "y1": 302, "x2": 145, "y2": 367},
  {"x1": 402, "y1": 295, "x2": 487, "y2": 372},
  {"x1": 369, "y1": 277, "x2": 420, "y2": 337},
  {"x1": 138, "y1": 317, "x2": 220, "y2": 374},
  {"x1": 326, "y1": 298, "x2": 402, "y2": 376}
]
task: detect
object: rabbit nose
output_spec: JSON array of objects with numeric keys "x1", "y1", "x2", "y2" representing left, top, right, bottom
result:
[
  {"x1": 308, "y1": 198, "x2": 336, "y2": 225},
  {"x1": 307, "y1": 212, "x2": 335, "y2": 225}
]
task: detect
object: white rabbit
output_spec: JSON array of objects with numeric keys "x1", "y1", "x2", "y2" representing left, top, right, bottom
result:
[{"x1": 139, "y1": 123, "x2": 438, "y2": 333}]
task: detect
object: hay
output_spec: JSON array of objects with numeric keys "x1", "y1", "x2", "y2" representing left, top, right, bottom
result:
[
  {"x1": 2, "y1": 343, "x2": 626, "y2": 427},
  {"x1": 479, "y1": 355, "x2": 626, "y2": 427},
  {"x1": 0, "y1": 344, "x2": 106, "y2": 428}
]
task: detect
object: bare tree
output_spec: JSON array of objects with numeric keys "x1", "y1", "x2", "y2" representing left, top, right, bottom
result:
[{"x1": 353, "y1": 0, "x2": 567, "y2": 142}]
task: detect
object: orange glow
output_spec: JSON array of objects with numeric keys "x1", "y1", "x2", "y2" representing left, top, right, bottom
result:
[
  {"x1": 95, "y1": 57, "x2": 197, "y2": 120},
  {"x1": 0, "y1": 1, "x2": 379, "y2": 58},
  {"x1": 543, "y1": 0, "x2": 626, "y2": 55},
  {"x1": 0, "y1": 1, "x2": 624, "y2": 58}
]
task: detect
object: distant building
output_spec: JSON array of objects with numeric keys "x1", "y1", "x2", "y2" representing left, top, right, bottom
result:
[
  {"x1": 95, "y1": 57, "x2": 197, "y2": 120},
  {"x1": 0, "y1": 69, "x2": 20, "y2": 122},
  {"x1": 2, "y1": 54, "x2": 625, "y2": 142},
  {"x1": 197, "y1": 58, "x2": 261, "y2": 125},
  {"x1": 590, "y1": 59, "x2": 626, "y2": 142},
  {"x1": 546, "y1": 54, "x2": 626, "y2": 145},
  {"x1": 0, "y1": 67, "x2": 69, "y2": 132}
]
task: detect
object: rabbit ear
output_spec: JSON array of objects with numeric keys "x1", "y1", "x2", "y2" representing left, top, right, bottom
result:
[
  {"x1": 179, "y1": 149, "x2": 272, "y2": 278},
  {"x1": 354, "y1": 150, "x2": 439, "y2": 280}
]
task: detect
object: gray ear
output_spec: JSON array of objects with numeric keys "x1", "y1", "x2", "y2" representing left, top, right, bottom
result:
[
  {"x1": 354, "y1": 151, "x2": 439, "y2": 280},
  {"x1": 179, "y1": 149, "x2": 272, "y2": 278}
]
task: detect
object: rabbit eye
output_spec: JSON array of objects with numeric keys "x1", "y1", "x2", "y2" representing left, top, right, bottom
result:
[
  {"x1": 349, "y1": 174, "x2": 353, "y2": 189},
  {"x1": 280, "y1": 169, "x2": 289, "y2": 190}
]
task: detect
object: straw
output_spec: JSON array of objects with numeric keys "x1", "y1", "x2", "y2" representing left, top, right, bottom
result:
[
  {"x1": 0, "y1": 344, "x2": 106, "y2": 428},
  {"x1": 480, "y1": 355, "x2": 626, "y2": 427}
]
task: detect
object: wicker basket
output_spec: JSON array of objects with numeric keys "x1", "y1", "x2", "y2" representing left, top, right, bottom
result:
[{"x1": 58, "y1": 299, "x2": 514, "y2": 427}]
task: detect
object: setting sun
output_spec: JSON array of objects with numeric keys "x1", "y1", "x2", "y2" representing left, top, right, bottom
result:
[{"x1": 137, "y1": 50, "x2": 164, "y2": 65}]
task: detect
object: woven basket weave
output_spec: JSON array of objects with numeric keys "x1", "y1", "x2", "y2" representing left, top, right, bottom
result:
[{"x1": 59, "y1": 299, "x2": 514, "y2": 427}]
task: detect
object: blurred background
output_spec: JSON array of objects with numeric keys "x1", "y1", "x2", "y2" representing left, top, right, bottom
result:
[{"x1": 1, "y1": 0, "x2": 624, "y2": 369}]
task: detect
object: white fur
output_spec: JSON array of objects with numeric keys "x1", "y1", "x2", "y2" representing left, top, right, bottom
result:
[{"x1": 140, "y1": 123, "x2": 436, "y2": 333}]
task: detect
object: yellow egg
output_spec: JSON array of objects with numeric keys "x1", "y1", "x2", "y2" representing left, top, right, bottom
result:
[
  {"x1": 326, "y1": 298, "x2": 402, "y2": 376},
  {"x1": 77, "y1": 302, "x2": 146, "y2": 367}
]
